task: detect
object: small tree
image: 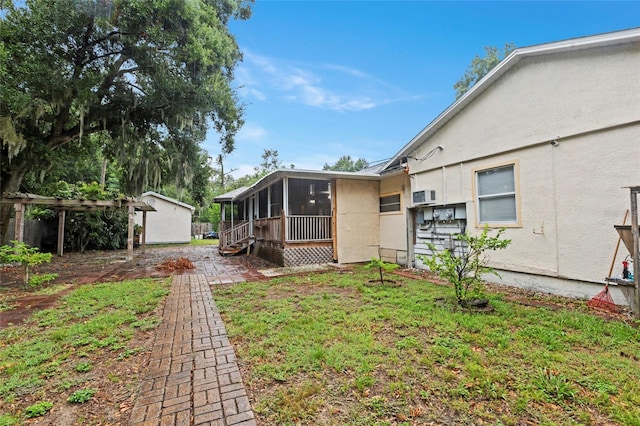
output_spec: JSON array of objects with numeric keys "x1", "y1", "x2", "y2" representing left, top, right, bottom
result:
[
  {"x1": 0, "y1": 241, "x2": 58, "y2": 288},
  {"x1": 365, "y1": 257, "x2": 400, "y2": 285},
  {"x1": 419, "y1": 226, "x2": 511, "y2": 306}
]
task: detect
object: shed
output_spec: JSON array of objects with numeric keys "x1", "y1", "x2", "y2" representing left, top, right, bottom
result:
[{"x1": 135, "y1": 192, "x2": 195, "y2": 244}]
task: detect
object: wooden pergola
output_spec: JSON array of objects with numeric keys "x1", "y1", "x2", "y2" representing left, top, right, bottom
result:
[{"x1": 0, "y1": 192, "x2": 156, "y2": 261}]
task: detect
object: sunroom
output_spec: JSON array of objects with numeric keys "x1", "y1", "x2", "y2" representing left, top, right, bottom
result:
[{"x1": 213, "y1": 169, "x2": 387, "y2": 267}]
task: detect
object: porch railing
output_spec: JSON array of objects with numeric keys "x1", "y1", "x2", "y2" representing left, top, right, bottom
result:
[
  {"x1": 254, "y1": 217, "x2": 282, "y2": 242},
  {"x1": 221, "y1": 221, "x2": 250, "y2": 248},
  {"x1": 287, "y1": 215, "x2": 332, "y2": 242}
]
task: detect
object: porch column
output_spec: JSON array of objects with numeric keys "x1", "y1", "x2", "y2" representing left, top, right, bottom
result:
[
  {"x1": 283, "y1": 177, "x2": 289, "y2": 242},
  {"x1": 231, "y1": 201, "x2": 234, "y2": 229},
  {"x1": 331, "y1": 179, "x2": 338, "y2": 262}
]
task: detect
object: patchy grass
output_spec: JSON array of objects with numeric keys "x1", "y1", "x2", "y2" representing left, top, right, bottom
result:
[
  {"x1": 0, "y1": 278, "x2": 171, "y2": 424},
  {"x1": 190, "y1": 237, "x2": 218, "y2": 246},
  {"x1": 214, "y1": 266, "x2": 640, "y2": 425}
]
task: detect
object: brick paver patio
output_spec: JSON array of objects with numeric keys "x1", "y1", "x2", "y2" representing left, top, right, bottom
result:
[{"x1": 129, "y1": 273, "x2": 257, "y2": 426}]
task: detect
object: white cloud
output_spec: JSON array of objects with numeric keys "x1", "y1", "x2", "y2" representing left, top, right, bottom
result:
[
  {"x1": 236, "y1": 124, "x2": 268, "y2": 142},
  {"x1": 238, "y1": 50, "x2": 409, "y2": 112},
  {"x1": 230, "y1": 164, "x2": 256, "y2": 179}
]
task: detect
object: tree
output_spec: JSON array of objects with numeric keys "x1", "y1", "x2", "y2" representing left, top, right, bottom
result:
[
  {"x1": 323, "y1": 155, "x2": 369, "y2": 172},
  {"x1": 0, "y1": 0, "x2": 252, "y2": 241},
  {"x1": 453, "y1": 43, "x2": 516, "y2": 99}
]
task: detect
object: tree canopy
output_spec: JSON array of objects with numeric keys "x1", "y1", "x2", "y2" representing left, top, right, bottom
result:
[
  {"x1": 453, "y1": 43, "x2": 516, "y2": 99},
  {"x1": 323, "y1": 155, "x2": 369, "y2": 172},
  {"x1": 0, "y1": 0, "x2": 251, "y2": 240}
]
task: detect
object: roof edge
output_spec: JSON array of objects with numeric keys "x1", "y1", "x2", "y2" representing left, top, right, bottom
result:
[{"x1": 382, "y1": 27, "x2": 640, "y2": 170}]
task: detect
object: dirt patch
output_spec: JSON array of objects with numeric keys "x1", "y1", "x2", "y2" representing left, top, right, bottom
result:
[{"x1": 1, "y1": 313, "x2": 158, "y2": 425}]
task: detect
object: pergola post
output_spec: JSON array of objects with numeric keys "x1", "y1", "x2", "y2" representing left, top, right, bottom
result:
[
  {"x1": 142, "y1": 210, "x2": 147, "y2": 253},
  {"x1": 14, "y1": 203, "x2": 24, "y2": 242},
  {"x1": 127, "y1": 204, "x2": 135, "y2": 261},
  {"x1": 57, "y1": 210, "x2": 66, "y2": 256}
]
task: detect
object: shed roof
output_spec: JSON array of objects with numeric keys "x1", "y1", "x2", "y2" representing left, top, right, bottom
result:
[{"x1": 141, "y1": 191, "x2": 195, "y2": 212}]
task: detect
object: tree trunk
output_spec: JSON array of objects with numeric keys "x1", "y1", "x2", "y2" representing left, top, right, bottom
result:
[{"x1": 0, "y1": 160, "x2": 28, "y2": 243}]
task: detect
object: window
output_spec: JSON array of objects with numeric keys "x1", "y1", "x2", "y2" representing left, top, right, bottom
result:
[
  {"x1": 476, "y1": 163, "x2": 518, "y2": 224},
  {"x1": 380, "y1": 193, "x2": 401, "y2": 213}
]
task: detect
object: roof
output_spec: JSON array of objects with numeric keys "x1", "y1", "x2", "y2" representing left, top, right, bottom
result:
[
  {"x1": 141, "y1": 191, "x2": 195, "y2": 212},
  {"x1": 213, "y1": 186, "x2": 250, "y2": 202},
  {"x1": 213, "y1": 168, "x2": 387, "y2": 202},
  {"x1": 382, "y1": 27, "x2": 640, "y2": 171}
]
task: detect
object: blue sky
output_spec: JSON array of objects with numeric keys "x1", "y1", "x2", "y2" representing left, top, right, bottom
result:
[{"x1": 203, "y1": 1, "x2": 640, "y2": 178}]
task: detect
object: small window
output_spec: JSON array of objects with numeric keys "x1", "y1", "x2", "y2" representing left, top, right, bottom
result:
[
  {"x1": 476, "y1": 163, "x2": 517, "y2": 223},
  {"x1": 380, "y1": 193, "x2": 401, "y2": 213}
]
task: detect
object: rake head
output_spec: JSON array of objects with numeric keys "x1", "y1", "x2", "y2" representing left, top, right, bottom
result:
[{"x1": 587, "y1": 286, "x2": 619, "y2": 314}]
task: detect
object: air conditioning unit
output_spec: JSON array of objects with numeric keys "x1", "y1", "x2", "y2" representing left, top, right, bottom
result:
[{"x1": 412, "y1": 189, "x2": 436, "y2": 205}]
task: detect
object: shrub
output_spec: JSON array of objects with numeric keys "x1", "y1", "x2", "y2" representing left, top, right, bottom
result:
[
  {"x1": 418, "y1": 225, "x2": 511, "y2": 306},
  {"x1": 0, "y1": 241, "x2": 57, "y2": 288}
]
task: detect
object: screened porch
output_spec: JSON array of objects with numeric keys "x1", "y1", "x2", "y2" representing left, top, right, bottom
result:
[{"x1": 217, "y1": 177, "x2": 334, "y2": 255}]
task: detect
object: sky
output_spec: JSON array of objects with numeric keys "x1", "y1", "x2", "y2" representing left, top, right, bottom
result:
[{"x1": 202, "y1": 1, "x2": 640, "y2": 179}]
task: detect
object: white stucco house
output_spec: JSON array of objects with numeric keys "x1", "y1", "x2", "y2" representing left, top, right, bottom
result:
[
  {"x1": 215, "y1": 28, "x2": 640, "y2": 305},
  {"x1": 384, "y1": 27, "x2": 640, "y2": 303},
  {"x1": 135, "y1": 192, "x2": 195, "y2": 244}
]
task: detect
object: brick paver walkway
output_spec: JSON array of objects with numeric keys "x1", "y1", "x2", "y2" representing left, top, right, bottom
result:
[{"x1": 129, "y1": 274, "x2": 256, "y2": 426}]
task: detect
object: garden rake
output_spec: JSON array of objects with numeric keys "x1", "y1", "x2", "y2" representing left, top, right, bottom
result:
[
  {"x1": 587, "y1": 283, "x2": 618, "y2": 313},
  {"x1": 587, "y1": 210, "x2": 628, "y2": 314}
]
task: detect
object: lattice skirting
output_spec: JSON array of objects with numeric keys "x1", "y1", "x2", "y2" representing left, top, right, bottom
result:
[
  {"x1": 255, "y1": 242, "x2": 334, "y2": 267},
  {"x1": 283, "y1": 246, "x2": 334, "y2": 267}
]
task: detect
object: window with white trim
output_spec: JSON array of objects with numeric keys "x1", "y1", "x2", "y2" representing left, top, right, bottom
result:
[
  {"x1": 379, "y1": 193, "x2": 401, "y2": 213},
  {"x1": 476, "y1": 164, "x2": 517, "y2": 223}
]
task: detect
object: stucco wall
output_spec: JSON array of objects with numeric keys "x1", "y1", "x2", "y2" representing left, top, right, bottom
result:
[
  {"x1": 335, "y1": 179, "x2": 380, "y2": 263},
  {"x1": 407, "y1": 42, "x2": 640, "y2": 287},
  {"x1": 135, "y1": 195, "x2": 193, "y2": 244},
  {"x1": 379, "y1": 173, "x2": 410, "y2": 264}
]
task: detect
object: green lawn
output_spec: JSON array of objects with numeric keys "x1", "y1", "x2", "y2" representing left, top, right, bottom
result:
[{"x1": 214, "y1": 266, "x2": 640, "y2": 425}]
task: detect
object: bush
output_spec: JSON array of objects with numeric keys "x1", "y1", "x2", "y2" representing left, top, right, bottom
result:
[
  {"x1": 418, "y1": 226, "x2": 511, "y2": 306},
  {"x1": 0, "y1": 241, "x2": 57, "y2": 288}
]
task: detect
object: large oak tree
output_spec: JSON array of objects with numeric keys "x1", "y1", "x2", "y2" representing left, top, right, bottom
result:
[{"x1": 0, "y1": 0, "x2": 251, "y2": 240}]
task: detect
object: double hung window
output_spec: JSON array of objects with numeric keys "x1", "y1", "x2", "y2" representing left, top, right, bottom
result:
[{"x1": 476, "y1": 163, "x2": 518, "y2": 224}]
